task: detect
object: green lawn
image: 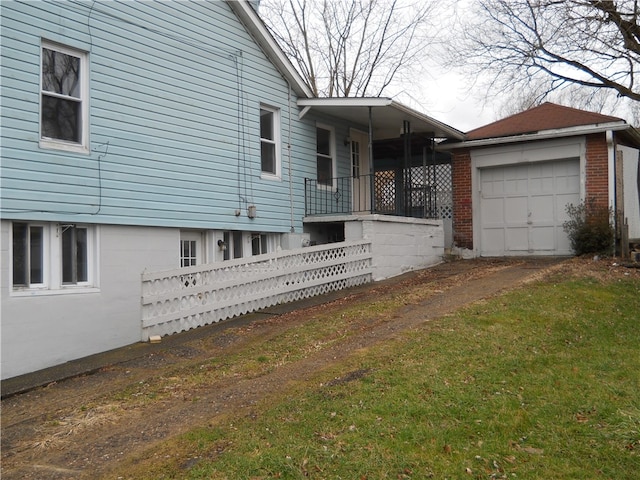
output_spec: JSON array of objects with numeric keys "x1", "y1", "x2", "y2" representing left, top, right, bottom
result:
[{"x1": 115, "y1": 274, "x2": 640, "y2": 479}]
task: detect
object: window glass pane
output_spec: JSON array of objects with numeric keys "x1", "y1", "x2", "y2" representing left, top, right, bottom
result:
[
  {"x1": 189, "y1": 241, "x2": 196, "y2": 266},
  {"x1": 12, "y1": 223, "x2": 27, "y2": 286},
  {"x1": 62, "y1": 226, "x2": 88, "y2": 284},
  {"x1": 223, "y1": 232, "x2": 231, "y2": 261},
  {"x1": 317, "y1": 127, "x2": 331, "y2": 155},
  {"x1": 30, "y1": 226, "x2": 44, "y2": 284},
  {"x1": 261, "y1": 142, "x2": 275, "y2": 174},
  {"x1": 352, "y1": 140, "x2": 360, "y2": 177},
  {"x1": 76, "y1": 228, "x2": 88, "y2": 282},
  {"x1": 180, "y1": 239, "x2": 197, "y2": 267},
  {"x1": 42, "y1": 48, "x2": 80, "y2": 97},
  {"x1": 260, "y1": 109, "x2": 273, "y2": 140},
  {"x1": 252, "y1": 235, "x2": 261, "y2": 256},
  {"x1": 317, "y1": 156, "x2": 333, "y2": 185},
  {"x1": 233, "y1": 232, "x2": 243, "y2": 259},
  {"x1": 62, "y1": 228, "x2": 74, "y2": 283},
  {"x1": 261, "y1": 235, "x2": 268, "y2": 254},
  {"x1": 41, "y1": 95, "x2": 81, "y2": 142}
]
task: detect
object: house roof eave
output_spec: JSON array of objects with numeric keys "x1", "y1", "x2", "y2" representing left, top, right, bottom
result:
[
  {"x1": 297, "y1": 97, "x2": 465, "y2": 140},
  {"x1": 438, "y1": 121, "x2": 633, "y2": 151}
]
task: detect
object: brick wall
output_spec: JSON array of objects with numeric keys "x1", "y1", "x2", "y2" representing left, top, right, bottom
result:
[
  {"x1": 585, "y1": 133, "x2": 610, "y2": 209},
  {"x1": 452, "y1": 149, "x2": 473, "y2": 249},
  {"x1": 451, "y1": 135, "x2": 611, "y2": 253}
]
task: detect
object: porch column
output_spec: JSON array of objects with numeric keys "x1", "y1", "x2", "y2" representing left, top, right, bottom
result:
[{"x1": 369, "y1": 106, "x2": 374, "y2": 213}]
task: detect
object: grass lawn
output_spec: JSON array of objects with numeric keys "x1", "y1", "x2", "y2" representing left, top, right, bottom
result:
[{"x1": 115, "y1": 271, "x2": 640, "y2": 479}]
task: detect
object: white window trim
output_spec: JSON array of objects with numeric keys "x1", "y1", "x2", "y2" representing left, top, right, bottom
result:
[
  {"x1": 260, "y1": 104, "x2": 281, "y2": 180},
  {"x1": 316, "y1": 123, "x2": 337, "y2": 190},
  {"x1": 10, "y1": 222, "x2": 50, "y2": 291},
  {"x1": 39, "y1": 40, "x2": 89, "y2": 154},
  {"x1": 250, "y1": 232, "x2": 274, "y2": 257},
  {"x1": 10, "y1": 222, "x2": 99, "y2": 297},
  {"x1": 179, "y1": 230, "x2": 206, "y2": 267}
]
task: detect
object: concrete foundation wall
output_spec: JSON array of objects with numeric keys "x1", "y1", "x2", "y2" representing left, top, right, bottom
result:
[
  {"x1": 344, "y1": 215, "x2": 444, "y2": 280},
  {"x1": 1, "y1": 223, "x2": 177, "y2": 380}
]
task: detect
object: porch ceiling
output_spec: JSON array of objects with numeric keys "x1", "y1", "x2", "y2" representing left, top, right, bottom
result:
[{"x1": 297, "y1": 98, "x2": 465, "y2": 141}]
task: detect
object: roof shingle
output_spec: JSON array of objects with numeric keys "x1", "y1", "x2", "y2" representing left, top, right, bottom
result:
[{"x1": 466, "y1": 102, "x2": 624, "y2": 140}]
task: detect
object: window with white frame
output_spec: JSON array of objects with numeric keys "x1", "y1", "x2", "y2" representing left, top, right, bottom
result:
[
  {"x1": 223, "y1": 231, "x2": 244, "y2": 261},
  {"x1": 11, "y1": 222, "x2": 97, "y2": 292},
  {"x1": 61, "y1": 225, "x2": 89, "y2": 284},
  {"x1": 12, "y1": 223, "x2": 46, "y2": 287},
  {"x1": 40, "y1": 41, "x2": 88, "y2": 151},
  {"x1": 251, "y1": 233, "x2": 269, "y2": 256},
  {"x1": 180, "y1": 231, "x2": 203, "y2": 268},
  {"x1": 316, "y1": 125, "x2": 335, "y2": 187},
  {"x1": 260, "y1": 106, "x2": 280, "y2": 177}
]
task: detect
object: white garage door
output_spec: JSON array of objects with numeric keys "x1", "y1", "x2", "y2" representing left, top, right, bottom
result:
[{"x1": 479, "y1": 159, "x2": 580, "y2": 256}]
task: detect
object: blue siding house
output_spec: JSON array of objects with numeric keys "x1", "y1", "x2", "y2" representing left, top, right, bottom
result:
[{"x1": 1, "y1": 0, "x2": 463, "y2": 380}]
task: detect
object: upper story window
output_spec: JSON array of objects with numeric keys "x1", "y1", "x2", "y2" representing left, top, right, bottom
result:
[
  {"x1": 40, "y1": 41, "x2": 88, "y2": 152},
  {"x1": 316, "y1": 124, "x2": 335, "y2": 187},
  {"x1": 260, "y1": 106, "x2": 280, "y2": 178}
]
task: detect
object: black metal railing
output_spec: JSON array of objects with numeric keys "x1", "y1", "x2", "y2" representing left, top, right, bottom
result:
[{"x1": 305, "y1": 173, "x2": 439, "y2": 218}]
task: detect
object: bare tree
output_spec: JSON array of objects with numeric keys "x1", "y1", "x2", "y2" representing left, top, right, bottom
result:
[
  {"x1": 259, "y1": 0, "x2": 438, "y2": 97},
  {"x1": 449, "y1": 0, "x2": 640, "y2": 116}
]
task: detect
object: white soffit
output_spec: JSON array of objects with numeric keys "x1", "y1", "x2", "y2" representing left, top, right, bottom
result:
[{"x1": 297, "y1": 98, "x2": 465, "y2": 140}]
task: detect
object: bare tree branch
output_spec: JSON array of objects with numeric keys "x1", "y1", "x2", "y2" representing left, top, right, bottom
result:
[
  {"x1": 448, "y1": 0, "x2": 640, "y2": 113},
  {"x1": 259, "y1": 0, "x2": 438, "y2": 98}
]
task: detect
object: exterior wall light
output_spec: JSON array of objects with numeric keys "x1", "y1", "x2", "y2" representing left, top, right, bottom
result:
[{"x1": 217, "y1": 239, "x2": 227, "y2": 251}]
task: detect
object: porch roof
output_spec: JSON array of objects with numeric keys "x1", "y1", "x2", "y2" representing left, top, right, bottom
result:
[{"x1": 297, "y1": 97, "x2": 465, "y2": 141}]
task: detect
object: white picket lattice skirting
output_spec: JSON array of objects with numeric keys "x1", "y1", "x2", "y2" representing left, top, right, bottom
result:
[{"x1": 141, "y1": 240, "x2": 373, "y2": 339}]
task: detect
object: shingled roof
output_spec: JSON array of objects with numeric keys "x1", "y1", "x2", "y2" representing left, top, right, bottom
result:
[{"x1": 466, "y1": 102, "x2": 624, "y2": 140}]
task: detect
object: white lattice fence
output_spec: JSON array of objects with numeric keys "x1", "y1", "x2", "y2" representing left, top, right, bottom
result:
[{"x1": 141, "y1": 240, "x2": 373, "y2": 339}]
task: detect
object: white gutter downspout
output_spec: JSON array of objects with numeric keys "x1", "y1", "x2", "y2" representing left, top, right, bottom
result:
[{"x1": 286, "y1": 80, "x2": 295, "y2": 233}]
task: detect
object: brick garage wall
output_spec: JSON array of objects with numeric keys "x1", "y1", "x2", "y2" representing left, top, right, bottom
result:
[
  {"x1": 585, "y1": 133, "x2": 609, "y2": 209},
  {"x1": 452, "y1": 149, "x2": 473, "y2": 249}
]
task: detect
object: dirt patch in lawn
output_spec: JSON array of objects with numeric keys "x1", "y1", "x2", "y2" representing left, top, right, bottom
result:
[{"x1": 2, "y1": 256, "x2": 637, "y2": 479}]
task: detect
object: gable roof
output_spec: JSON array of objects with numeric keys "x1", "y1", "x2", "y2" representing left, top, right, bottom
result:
[{"x1": 466, "y1": 102, "x2": 624, "y2": 140}]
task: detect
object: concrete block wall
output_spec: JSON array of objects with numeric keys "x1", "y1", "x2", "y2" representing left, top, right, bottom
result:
[
  {"x1": 345, "y1": 215, "x2": 444, "y2": 280},
  {"x1": 1, "y1": 223, "x2": 177, "y2": 380}
]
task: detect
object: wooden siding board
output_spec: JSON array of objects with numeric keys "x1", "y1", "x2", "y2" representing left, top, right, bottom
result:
[{"x1": 0, "y1": 0, "x2": 320, "y2": 232}]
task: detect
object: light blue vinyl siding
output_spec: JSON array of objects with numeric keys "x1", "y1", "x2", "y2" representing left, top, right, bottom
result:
[{"x1": 1, "y1": 0, "x2": 335, "y2": 233}]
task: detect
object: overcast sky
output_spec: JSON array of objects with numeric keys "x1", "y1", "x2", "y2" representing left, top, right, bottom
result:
[
  {"x1": 391, "y1": 0, "x2": 499, "y2": 133},
  {"x1": 417, "y1": 69, "x2": 498, "y2": 133}
]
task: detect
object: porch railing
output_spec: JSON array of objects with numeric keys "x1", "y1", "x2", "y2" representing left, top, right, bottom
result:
[
  {"x1": 305, "y1": 174, "x2": 438, "y2": 218},
  {"x1": 141, "y1": 240, "x2": 373, "y2": 339}
]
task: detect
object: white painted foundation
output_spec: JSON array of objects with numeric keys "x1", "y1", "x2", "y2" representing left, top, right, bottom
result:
[
  {"x1": 342, "y1": 215, "x2": 445, "y2": 280},
  {"x1": 0, "y1": 222, "x2": 177, "y2": 380}
]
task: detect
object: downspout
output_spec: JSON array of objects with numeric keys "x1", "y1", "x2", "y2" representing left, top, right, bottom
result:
[
  {"x1": 286, "y1": 80, "x2": 295, "y2": 233},
  {"x1": 606, "y1": 129, "x2": 616, "y2": 252}
]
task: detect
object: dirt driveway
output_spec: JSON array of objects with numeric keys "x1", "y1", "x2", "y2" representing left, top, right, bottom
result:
[{"x1": 2, "y1": 257, "x2": 635, "y2": 479}]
